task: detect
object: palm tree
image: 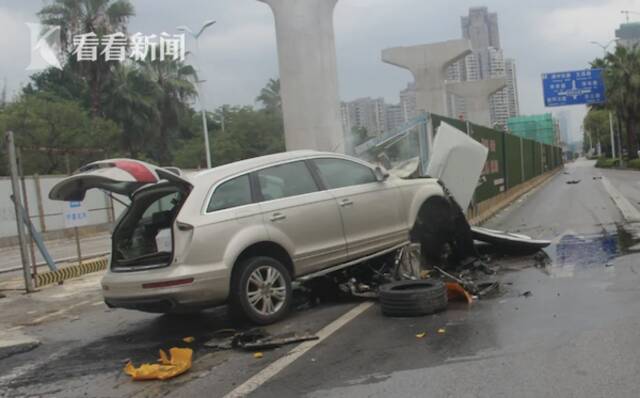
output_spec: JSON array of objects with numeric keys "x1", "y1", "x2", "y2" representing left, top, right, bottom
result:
[
  {"x1": 602, "y1": 46, "x2": 640, "y2": 158},
  {"x1": 256, "y1": 78, "x2": 281, "y2": 114},
  {"x1": 38, "y1": 0, "x2": 135, "y2": 115},
  {"x1": 102, "y1": 63, "x2": 159, "y2": 157},
  {"x1": 140, "y1": 57, "x2": 198, "y2": 164}
]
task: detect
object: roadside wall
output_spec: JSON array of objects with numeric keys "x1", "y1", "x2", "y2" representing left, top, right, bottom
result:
[{"x1": 430, "y1": 115, "x2": 563, "y2": 223}]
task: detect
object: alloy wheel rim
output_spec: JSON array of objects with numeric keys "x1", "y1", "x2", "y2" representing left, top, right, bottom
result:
[{"x1": 246, "y1": 265, "x2": 286, "y2": 316}]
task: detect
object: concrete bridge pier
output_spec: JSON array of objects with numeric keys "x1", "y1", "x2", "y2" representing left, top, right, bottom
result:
[
  {"x1": 258, "y1": 0, "x2": 344, "y2": 152},
  {"x1": 382, "y1": 40, "x2": 472, "y2": 116},
  {"x1": 447, "y1": 78, "x2": 507, "y2": 127}
]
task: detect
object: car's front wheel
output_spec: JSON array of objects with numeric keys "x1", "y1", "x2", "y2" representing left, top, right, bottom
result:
[{"x1": 230, "y1": 256, "x2": 292, "y2": 325}]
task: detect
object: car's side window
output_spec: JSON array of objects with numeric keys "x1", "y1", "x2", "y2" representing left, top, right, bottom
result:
[
  {"x1": 313, "y1": 158, "x2": 377, "y2": 189},
  {"x1": 256, "y1": 161, "x2": 319, "y2": 201},
  {"x1": 207, "y1": 174, "x2": 253, "y2": 212}
]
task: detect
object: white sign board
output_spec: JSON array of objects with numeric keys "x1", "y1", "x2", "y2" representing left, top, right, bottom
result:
[{"x1": 63, "y1": 201, "x2": 89, "y2": 228}]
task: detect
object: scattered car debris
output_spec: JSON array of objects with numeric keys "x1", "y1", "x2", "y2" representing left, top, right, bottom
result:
[
  {"x1": 521, "y1": 291, "x2": 533, "y2": 298},
  {"x1": 593, "y1": 176, "x2": 603, "y2": 180},
  {"x1": 204, "y1": 329, "x2": 319, "y2": 351},
  {"x1": 123, "y1": 348, "x2": 193, "y2": 381},
  {"x1": 378, "y1": 280, "x2": 448, "y2": 317},
  {"x1": 446, "y1": 282, "x2": 473, "y2": 304},
  {"x1": 566, "y1": 180, "x2": 581, "y2": 185},
  {"x1": 471, "y1": 227, "x2": 551, "y2": 254}
]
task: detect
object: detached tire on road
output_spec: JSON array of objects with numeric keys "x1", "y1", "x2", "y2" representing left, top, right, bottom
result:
[{"x1": 379, "y1": 280, "x2": 448, "y2": 317}]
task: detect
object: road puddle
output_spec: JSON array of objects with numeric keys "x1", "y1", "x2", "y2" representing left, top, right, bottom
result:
[{"x1": 537, "y1": 225, "x2": 640, "y2": 276}]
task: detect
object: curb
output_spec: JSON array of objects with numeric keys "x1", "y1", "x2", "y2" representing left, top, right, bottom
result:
[
  {"x1": 468, "y1": 167, "x2": 562, "y2": 226},
  {"x1": 35, "y1": 256, "x2": 109, "y2": 288},
  {"x1": 0, "y1": 332, "x2": 40, "y2": 360}
]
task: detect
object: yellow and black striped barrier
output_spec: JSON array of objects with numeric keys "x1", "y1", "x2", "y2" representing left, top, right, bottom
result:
[{"x1": 35, "y1": 256, "x2": 109, "y2": 287}]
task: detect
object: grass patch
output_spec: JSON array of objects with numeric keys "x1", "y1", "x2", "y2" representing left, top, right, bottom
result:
[
  {"x1": 627, "y1": 159, "x2": 640, "y2": 170},
  {"x1": 595, "y1": 157, "x2": 619, "y2": 168}
]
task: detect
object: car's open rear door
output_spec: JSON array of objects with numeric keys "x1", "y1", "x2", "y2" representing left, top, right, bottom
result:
[{"x1": 49, "y1": 159, "x2": 191, "y2": 201}]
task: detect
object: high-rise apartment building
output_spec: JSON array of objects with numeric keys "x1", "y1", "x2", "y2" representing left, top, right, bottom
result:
[
  {"x1": 399, "y1": 82, "x2": 417, "y2": 122},
  {"x1": 449, "y1": 7, "x2": 520, "y2": 127},
  {"x1": 340, "y1": 97, "x2": 388, "y2": 139},
  {"x1": 616, "y1": 22, "x2": 640, "y2": 49}
]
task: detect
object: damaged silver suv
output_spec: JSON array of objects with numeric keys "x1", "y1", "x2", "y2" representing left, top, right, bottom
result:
[{"x1": 50, "y1": 133, "x2": 486, "y2": 324}]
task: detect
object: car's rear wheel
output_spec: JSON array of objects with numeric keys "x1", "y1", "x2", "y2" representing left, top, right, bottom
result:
[{"x1": 230, "y1": 256, "x2": 292, "y2": 325}]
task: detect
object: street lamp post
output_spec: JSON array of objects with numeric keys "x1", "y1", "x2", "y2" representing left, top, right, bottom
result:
[{"x1": 177, "y1": 20, "x2": 216, "y2": 169}]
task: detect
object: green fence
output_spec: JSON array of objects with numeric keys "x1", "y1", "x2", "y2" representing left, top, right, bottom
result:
[{"x1": 431, "y1": 115, "x2": 563, "y2": 204}]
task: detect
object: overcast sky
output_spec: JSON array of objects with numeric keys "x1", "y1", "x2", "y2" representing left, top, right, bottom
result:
[{"x1": 0, "y1": 0, "x2": 636, "y2": 142}]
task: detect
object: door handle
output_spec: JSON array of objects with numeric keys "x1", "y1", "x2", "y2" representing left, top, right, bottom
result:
[
  {"x1": 269, "y1": 212, "x2": 286, "y2": 222},
  {"x1": 339, "y1": 198, "x2": 354, "y2": 207}
]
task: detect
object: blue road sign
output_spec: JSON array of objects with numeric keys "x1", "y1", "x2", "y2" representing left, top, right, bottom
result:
[{"x1": 542, "y1": 68, "x2": 605, "y2": 107}]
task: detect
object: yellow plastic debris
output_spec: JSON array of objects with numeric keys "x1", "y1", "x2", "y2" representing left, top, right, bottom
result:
[
  {"x1": 437, "y1": 328, "x2": 446, "y2": 334},
  {"x1": 124, "y1": 347, "x2": 193, "y2": 381},
  {"x1": 253, "y1": 352, "x2": 264, "y2": 359},
  {"x1": 415, "y1": 332, "x2": 426, "y2": 339},
  {"x1": 182, "y1": 336, "x2": 195, "y2": 343}
]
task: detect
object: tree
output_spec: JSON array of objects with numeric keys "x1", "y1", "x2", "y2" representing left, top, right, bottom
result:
[
  {"x1": 0, "y1": 94, "x2": 118, "y2": 174},
  {"x1": 38, "y1": 0, "x2": 135, "y2": 115},
  {"x1": 593, "y1": 46, "x2": 640, "y2": 159},
  {"x1": 102, "y1": 63, "x2": 159, "y2": 157},
  {"x1": 256, "y1": 78, "x2": 281, "y2": 114},
  {"x1": 583, "y1": 109, "x2": 612, "y2": 156},
  {"x1": 0, "y1": 77, "x2": 6, "y2": 109},
  {"x1": 138, "y1": 57, "x2": 197, "y2": 164}
]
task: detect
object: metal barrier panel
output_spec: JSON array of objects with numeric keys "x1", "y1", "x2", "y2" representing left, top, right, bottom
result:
[
  {"x1": 505, "y1": 134, "x2": 523, "y2": 188},
  {"x1": 533, "y1": 142, "x2": 542, "y2": 177},
  {"x1": 472, "y1": 127, "x2": 506, "y2": 202},
  {"x1": 523, "y1": 138, "x2": 536, "y2": 181},
  {"x1": 544, "y1": 144, "x2": 553, "y2": 171}
]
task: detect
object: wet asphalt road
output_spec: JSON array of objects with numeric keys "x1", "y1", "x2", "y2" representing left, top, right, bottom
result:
[{"x1": 3, "y1": 159, "x2": 640, "y2": 397}]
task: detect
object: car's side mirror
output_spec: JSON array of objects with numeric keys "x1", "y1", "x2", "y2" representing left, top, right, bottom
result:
[{"x1": 374, "y1": 166, "x2": 389, "y2": 182}]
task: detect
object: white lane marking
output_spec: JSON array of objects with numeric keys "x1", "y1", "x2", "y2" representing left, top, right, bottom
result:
[
  {"x1": 224, "y1": 301, "x2": 374, "y2": 398},
  {"x1": 29, "y1": 300, "x2": 92, "y2": 324},
  {"x1": 601, "y1": 176, "x2": 640, "y2": 222}
]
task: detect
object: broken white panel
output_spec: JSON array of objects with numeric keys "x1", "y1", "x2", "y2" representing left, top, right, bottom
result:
[{"x1": 426, "y1": 122, "x2": 488, "y2": 210}]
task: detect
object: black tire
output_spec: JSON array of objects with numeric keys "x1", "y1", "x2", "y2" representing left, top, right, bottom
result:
[
  {"x1": 379, "y1": 280, "x2": 448, "y2": 317},
  {"x1": 229, "y1": 256, "x2": 292, "y2": 325}
]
